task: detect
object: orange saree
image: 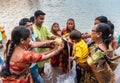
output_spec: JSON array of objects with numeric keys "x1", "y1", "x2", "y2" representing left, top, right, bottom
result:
[{"x1": 1, "y1": 51, "x2": 42, "y2": 83}]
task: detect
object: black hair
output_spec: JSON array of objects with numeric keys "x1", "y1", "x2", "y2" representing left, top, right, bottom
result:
[
  {"x1": 107, "y1": 20, "x2": 114, "y2": 35},
  {"x1": 34, "y1": 10, "x2": 46, "y2": 18},
  {"x1": 1, "y1": 26, "x2": 30, "y2": 77},
  {"x1": 19, "y1": 18, "x2": 31, "y2": 26},
  {"x1": 30, "y1": 16, "x2": 34, "y2": 23},
  {"x1": 95, "y1": 16, "x2": 108, "y2": 23},
  {"x1": 70, "y1": 30, "x2": 82, "y2": 40},
  {"x1": 96, "y1": 23, "x2": 113, "y2": 49},
  {"x1": 66, "y1": 18, "x2": 75, "y2": 32}
]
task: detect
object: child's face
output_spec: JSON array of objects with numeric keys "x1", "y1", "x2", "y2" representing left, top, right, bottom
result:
[{"x1": 71, "y1": 38, "x2": 80, "y2": 43}]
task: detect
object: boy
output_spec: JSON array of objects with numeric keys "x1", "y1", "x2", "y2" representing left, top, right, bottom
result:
[{"x1": 69, "y1": 30, "x2": 89, "y2": 83}]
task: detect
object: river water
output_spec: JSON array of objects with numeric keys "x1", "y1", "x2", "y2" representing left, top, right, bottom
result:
[
  {"x1": 39, "y1": 0, "x2": 120, "y2": 34},
  {"x1": 0, "y1": 0, "x2": 120, "y2": 83},
  {"x1": 38, "y1": 0, "x2": 120, "y2": 83}
]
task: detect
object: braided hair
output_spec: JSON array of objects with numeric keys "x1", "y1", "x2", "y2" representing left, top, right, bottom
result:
[{"x1": 1, "y1": 26, "x2": 30, "y2": 77}]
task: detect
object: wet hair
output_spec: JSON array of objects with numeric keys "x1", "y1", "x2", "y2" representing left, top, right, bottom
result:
[
  {"x1": 19, "y1": 18, "x2": 31, "y2": 26},
  {"x1": 96, "y1": 23, "x2": 113, "y2": 49},
  {"x1": 70, "y1": 30, "x2": 82, "y2": 40},
  {"x1": 34, "y1": 10, "x2": 46, "y2": 18},
  {"x1": 95, "y1": 16, "x2": 108, "y2": 23},
  {"x1": 30, "y1": 16, "x2": 34, "y2": 23},
  {"x1": 1, "y1": 26, "x2": 30, "y2": 77},
  {"x1": 66, "y1": 18, "x2": 75, "y2": 32}
]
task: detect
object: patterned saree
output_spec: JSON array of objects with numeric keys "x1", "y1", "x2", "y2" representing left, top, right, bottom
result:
[
  {"x1": 1, "y1": 51, "x2": 42, "y2": 83},
  {"x1": 86, "y1": 43, "x2": 115, "y2": 83}
]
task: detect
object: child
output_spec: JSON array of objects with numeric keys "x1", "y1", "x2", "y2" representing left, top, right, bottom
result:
[{"x1": 69, "y1": 30, "x2": 89, "y2": 83}]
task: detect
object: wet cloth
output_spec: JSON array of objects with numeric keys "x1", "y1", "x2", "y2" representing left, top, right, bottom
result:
[
  {"x1": 59, "y1": 33, "x2": 73, "y2": 73},
  {"x1": 33, "y1": 24, "x2": 53, "y2": 67},
  {"x1": 1, "y1": 51, "x2": 42, "y2": 83}
]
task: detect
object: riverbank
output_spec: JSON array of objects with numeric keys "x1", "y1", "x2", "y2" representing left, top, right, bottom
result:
[{"x1": 0, "y1": 0, "x2": 40, "y2": 39}]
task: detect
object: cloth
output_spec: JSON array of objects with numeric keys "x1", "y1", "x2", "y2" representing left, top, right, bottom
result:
[
  {"x1": 73, "y1": 39, "x2": 88, "y2": 63},
  {"x1": 1, "y1": 51, "x2": 42, "y2": 83},
  {"x1": 30, "y1": 33, "x2": 44, "y2": 83},
  {"x1": 33, "y1": 24, "x2": 53, "y2": 67},
  {"x1": 0, "y1": 26, "x2": 7, "y2": 39},
  {"x1": 118, "y1": 34, "x2": 120, "y2": 44},
  {"x1": 0, "y1": 55, "x2": 4, "y2": 65},
  {"x1": 86, "y1": 43, "x2": 115, "y2": 83},
  {"x1": 0, "y1": 32, "x2": 2, "y2": 41},
  {"x1": 50, "y1": 54, "x2": 60, "y2": 67},
  {"x1": 59, "y1": 34, "x2": 73, "y2": 73},
  {"x1": 30, "y1": 63, "x2": 44, "y2": 83},
  {"x1": 33, "y1": 24, "x2": 53, "y2": 53},
  {"x1": 31, "y1": 33, "x2": 38, "y2": 52}
]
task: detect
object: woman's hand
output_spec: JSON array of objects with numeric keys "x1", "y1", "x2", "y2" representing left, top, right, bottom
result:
[{"x1": 54, "y1": 38, "x2": 63, "y2": 45}]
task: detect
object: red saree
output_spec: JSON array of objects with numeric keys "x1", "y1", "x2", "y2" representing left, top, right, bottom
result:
[{"x1": 1, "y1": 51, "x2": 42, "y2": 83}]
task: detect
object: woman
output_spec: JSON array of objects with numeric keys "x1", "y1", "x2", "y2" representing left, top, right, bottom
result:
[
  {"x1": 50, "y1": 22, "x2": 62, "y2": 67},
  {"x1": 50, "y1": 22, "x2": 61, "y2": 38},
  {"x1": 0, "y1": 26, "x2": 63, "y2": 83},
  {"x1": 62, "y1": 18, "x2": 75, "y2": 35},
  {"x1": 86, "y1": 23, "x2": 115, "y2": 83},
  {"x1": 60, "y1": 18, "x2": 76, "y2": 73}
]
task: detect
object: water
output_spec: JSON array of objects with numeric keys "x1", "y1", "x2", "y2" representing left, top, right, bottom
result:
[
  {"x1": 39, "y1": 0, "x2": 120, "y2": 34},
  {"x1": 0, "y1": 0, "x2": 120, "y2": 83},
  {"x1": 38, "y1": 0, "x2": 120, "y2": 82}
]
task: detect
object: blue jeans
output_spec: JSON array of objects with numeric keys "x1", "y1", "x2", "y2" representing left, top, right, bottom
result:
[{"x1": 30, "y1": 63, "x2": 44, "y2": 83}]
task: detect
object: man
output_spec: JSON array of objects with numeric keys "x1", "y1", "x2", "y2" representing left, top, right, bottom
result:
[{"x1": 33, "y1": 10, "x2": 55, "y2": 75}]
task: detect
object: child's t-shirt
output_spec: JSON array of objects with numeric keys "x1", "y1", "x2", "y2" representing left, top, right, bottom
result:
[{"x1": 73, "y1": 39, "x2": 88, "y2": 63}]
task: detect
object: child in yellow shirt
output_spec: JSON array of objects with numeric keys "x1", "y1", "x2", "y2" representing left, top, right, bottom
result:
[{"x1": 69, "y1": 30, "x2": 89, "y2": 83}]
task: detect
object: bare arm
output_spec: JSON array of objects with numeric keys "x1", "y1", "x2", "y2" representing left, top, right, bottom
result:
[
  {"x1": 29, "y1": 40, "x2": 54, "y2": 48},
  {"x1": 41, "y1": 43, "x2": 64, "y2": 61}
]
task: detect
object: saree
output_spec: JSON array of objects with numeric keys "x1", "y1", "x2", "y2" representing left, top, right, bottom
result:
[
  {"x1": 1, "y1": 51, "x2": 42, "y2": 83},
  {"x1": 86, "y1": 44, "x2": 115, "y2": 83},
  {"x1": 59, "y1": 32, "x2": 73, "y2": 73}
]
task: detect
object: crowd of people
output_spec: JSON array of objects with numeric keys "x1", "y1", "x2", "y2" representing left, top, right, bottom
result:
[{"x1": 0, "y1": 10, "x2": 120, "y2": 83}]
